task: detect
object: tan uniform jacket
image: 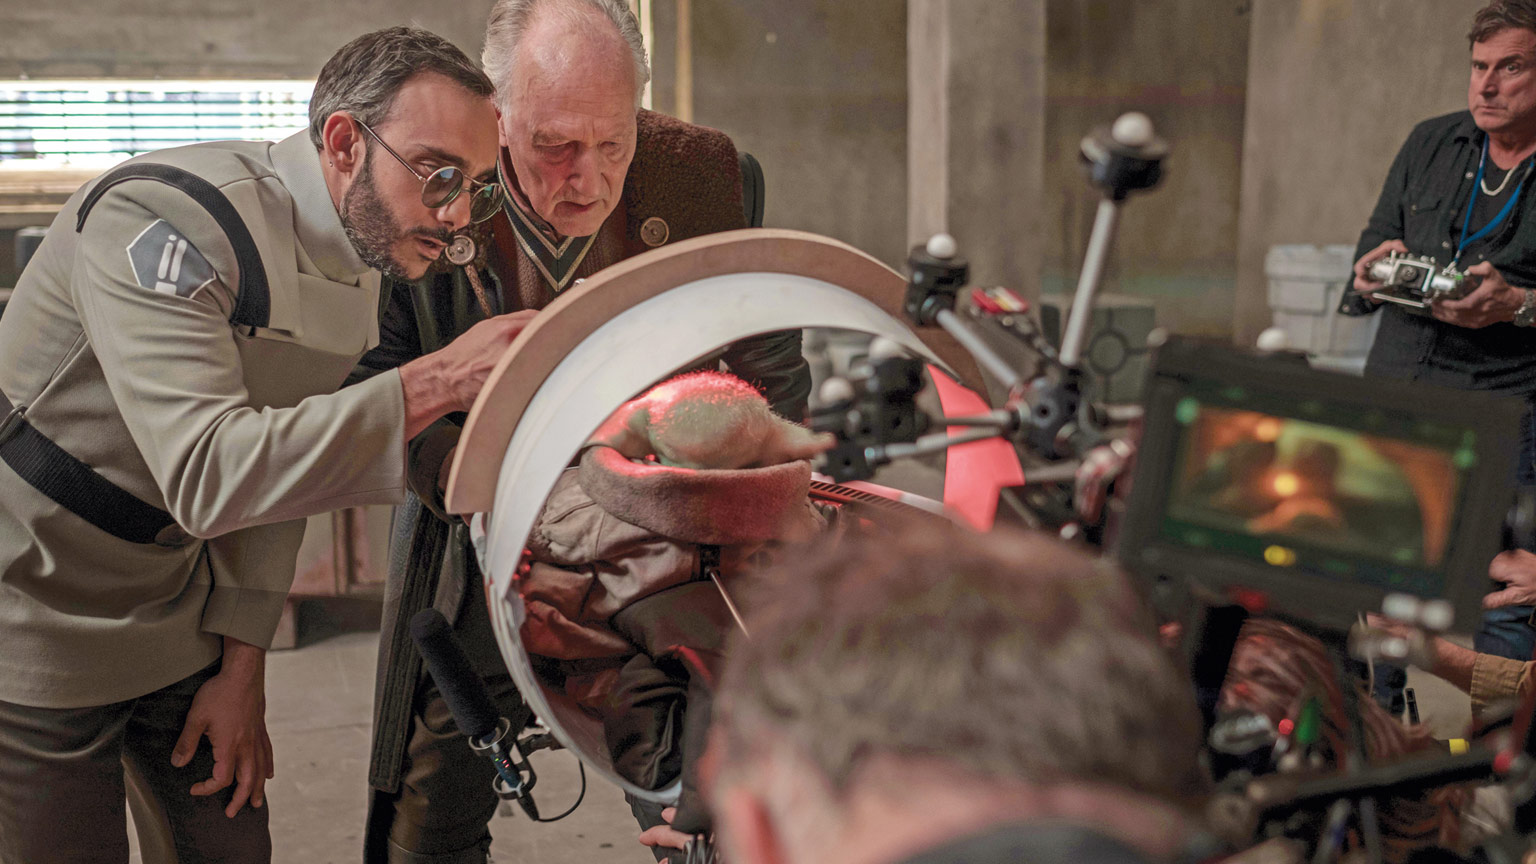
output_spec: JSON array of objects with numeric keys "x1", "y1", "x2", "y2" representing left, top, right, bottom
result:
[
  {"x1": 0, "y1": 132, "x2": 407, "y2": 709},
  {"x1": 1471, "y1": 652, "x2": 1534, "y2": 719}
]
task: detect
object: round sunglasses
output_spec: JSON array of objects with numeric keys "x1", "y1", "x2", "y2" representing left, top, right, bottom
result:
[{"x1": 355, "y1": 119, "x2": 503, "y2": 224}]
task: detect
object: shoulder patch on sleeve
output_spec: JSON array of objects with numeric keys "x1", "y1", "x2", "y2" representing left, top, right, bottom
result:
[{"x1": 125, "y1": 219, "x2": 217, "y2": 299}]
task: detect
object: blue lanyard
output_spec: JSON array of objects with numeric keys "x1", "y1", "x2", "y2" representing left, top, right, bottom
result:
[{"x1": 1455, "y1": 138, "x2": 1532, "y2": 265}]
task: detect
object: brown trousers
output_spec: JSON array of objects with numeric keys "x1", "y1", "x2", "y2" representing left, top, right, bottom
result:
[{"x1": 0, "y1": 661, "x2": 270, "y2": 864}]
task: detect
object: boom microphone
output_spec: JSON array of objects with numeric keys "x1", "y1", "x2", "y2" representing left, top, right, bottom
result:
[
  {"x1": 410, "y1": 609, "x2": 541, "y2": 816},
  {"x1": 410, "y1": 608, "x2": 499, "y2": 740}
]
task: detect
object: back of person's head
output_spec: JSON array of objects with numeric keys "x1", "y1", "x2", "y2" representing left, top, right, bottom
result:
[
  {"x1": 1219, "y1": 619, "x2": 1467, "y2": 861},
  {"x1": 708, "y1": 523, "x2": 1208, "y2": 864},
  {"x1": 307, "y1": 27, "x2": 494, "y2": 149}
]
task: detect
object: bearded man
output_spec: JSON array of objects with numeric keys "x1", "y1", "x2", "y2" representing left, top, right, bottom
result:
[{"x1": 0, "y1": 27, "x2": 535, "y2": 864}]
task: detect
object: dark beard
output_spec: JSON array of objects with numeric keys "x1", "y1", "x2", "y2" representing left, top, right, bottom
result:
[{"x1": 340, "y1": 150, "x2": 455, "y2": 281}]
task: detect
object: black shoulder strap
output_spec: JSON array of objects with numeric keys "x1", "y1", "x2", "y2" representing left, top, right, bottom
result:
[
  {"x1": 0, "y1": 162, "x2": 277, "y2": 545},
  {"x1": 0, "y1": 386, "x2": 178, "y2": 545},
  {"x1": 76, "y1": 163, "x2": 271, "y2": 329}
]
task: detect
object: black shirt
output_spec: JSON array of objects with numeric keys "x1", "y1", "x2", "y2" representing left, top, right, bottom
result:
[
  {"x1": 894, "y1": 824, "x2": 1153, "y2": 864},
  {"x1": 1342, "y1": 111, "x2": 1536, "y2": 396}
]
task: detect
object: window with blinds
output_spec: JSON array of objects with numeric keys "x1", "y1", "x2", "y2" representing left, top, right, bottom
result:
[{"x1": 0, "y1": 80, "x2": 314, "y2": 168}]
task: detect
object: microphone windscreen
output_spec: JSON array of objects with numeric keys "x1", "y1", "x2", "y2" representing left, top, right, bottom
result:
[{"x1": 410, "y1": 609, "x2": 500, "y2": 740}]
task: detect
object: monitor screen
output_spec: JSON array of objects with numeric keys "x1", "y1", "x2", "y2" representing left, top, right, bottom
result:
[
  {"x1": 1118, "y1": 339, "x2": 1522, "y2": 631},
  {"x1": 1162, "y1": 396, "x2": 1472, "y2": 598}
]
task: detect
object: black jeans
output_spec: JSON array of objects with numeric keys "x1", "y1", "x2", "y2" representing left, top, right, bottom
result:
[{"x1": 0, "y1": 661, "x2": 270, "y2": 864}]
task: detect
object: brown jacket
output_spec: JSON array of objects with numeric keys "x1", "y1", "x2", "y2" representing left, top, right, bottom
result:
[{"x1": 521, "y1": 446, "x2": 827, "y2": 662}]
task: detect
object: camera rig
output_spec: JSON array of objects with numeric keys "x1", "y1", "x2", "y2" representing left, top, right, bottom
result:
[
  {"x1": 810, "y1": 112, "x2": 1167, "y2": 538},
  {"x1": 808, "y1": 110, "x2": 1536, "y2": 863},
  {"x1": 1367, "y1": 251, "x2": 1476, "y2": 311}
]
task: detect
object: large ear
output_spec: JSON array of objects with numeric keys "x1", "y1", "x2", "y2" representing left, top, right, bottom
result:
[
  {"x1": 713, "y1": 786, "x2": 792, "y2": 864},
  {"x1": 762, "y1": 417, "x2": 835, "y2": 466},
  {"x1": 585, "y1": 399, "x2": 657, "y2": 460}
]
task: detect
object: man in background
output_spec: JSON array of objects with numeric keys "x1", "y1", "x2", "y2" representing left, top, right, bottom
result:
[{"x1": 1345, "y1": 0, "x2": 1536, "y2": 695}]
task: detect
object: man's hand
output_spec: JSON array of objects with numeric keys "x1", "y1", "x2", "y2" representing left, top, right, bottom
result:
[
  {"x1": 1351, "y1": 239, "x2": 1410, "y2": 296},
  {"x1": 1487, "y1": 549, "x2": 1536, "y2": 608},
  {"x1": 399, "y1": 310, "x2": 539, "y2": 439},
  {"x1": 171, "y1": 637, "x2": 274, "y2": 818},
  {"x1": 638, "y1": 807, "x2": 692, "y2": 862},
  {"x1": 1432, "y1": 262, "x2": 1524, "y2": 329},
  {"x1": 1363, "y1": 613, "x2": 1476, "y2": 693}
]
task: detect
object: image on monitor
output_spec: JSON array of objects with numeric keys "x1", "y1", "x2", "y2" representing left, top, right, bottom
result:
[{"x1": 1159, "y1": 396, "x2": 1475, "y2": 597}]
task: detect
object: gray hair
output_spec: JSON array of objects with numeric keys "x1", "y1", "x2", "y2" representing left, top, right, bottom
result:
[
  {"x1": 712, "y1": 523, "x2": 1208, "y2": 805},
  {"x1": 481, "y1": 0, "x2": 651, "y2": 111},
  {"x1": 308, "y1": 27, "x2": 494, "y2": 149}
]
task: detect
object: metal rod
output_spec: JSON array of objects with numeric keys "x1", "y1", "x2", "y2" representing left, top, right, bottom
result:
[
  {"x1": 936, "y1": 308, "x2": 1023, "y2": 391},
  {"x1": 1102, "y1": 404, "x2": 1144, "y2": 424},
  {"x1": 712, "y1": 570, "x2": 750, "y2": 639},
  {"x1": 876, "y1": 427, "x2": 999, "y2": 462},
  {"x1": 1021, "y1": 461, "x2": 1081, "y2": 485},
  {"x1": 939, "y1": 410, "x2": 1015, "y2": 428},
  {"x1": 1059, "y1": 198, "x2": 1122, "y2": 368}
]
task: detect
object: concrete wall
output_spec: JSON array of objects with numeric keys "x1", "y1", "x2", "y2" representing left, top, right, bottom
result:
[
  {"x1": 686, "y1": 0, "x2": 910, "y2": 265},
  {"x1": 1233, "y1": 0, "x2": 1483, "y2": 343},
  {"x1": 908, "y1": 0, "x2": 1048, "y2": 297},
  {"x1": 0, "y1": 1, "x2": 496, "y2": 78},
  {"x1": 0, "y1": 0, "x2": 910, "y2": 264},
  {"x1": 1043, "y1": 0, "x2": 1250, "y2": 336}
]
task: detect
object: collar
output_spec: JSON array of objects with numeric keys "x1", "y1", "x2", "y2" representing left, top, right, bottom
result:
[
  {"x1": 1453, "y1": 111, "x2": 1484, "y2": 144},
  {"x1": 577, "y1": 446, "x2": 825, "y2": 545},
  {"x1": 269, "y1": 131, "x2": 370, "y2": 285}
]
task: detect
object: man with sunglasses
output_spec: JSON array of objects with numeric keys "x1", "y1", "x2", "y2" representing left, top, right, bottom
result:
[
  {"x1": 351, "y1": 1, "x2": 812, "y2": 862},
  {"x1": 0, "y1": 28, "x2": 534, "y2": 863}
]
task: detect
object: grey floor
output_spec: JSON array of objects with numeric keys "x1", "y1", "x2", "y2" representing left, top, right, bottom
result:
[{"x1": 129, "y1": 631, "x2": 648, "y2": 864}]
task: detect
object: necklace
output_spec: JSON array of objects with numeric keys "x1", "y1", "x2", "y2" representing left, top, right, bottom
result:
[{"x1": 1482, "y1": 161, "x2": 1522, "y2": 196}]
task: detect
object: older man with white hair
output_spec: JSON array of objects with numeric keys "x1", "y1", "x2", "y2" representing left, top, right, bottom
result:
[{"x1": 352, "y1": 1, "x2": 810, "y2": 861}]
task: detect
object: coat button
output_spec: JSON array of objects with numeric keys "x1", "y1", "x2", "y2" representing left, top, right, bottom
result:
[
  {"x1": 1442, "y1": 241, "x2": 1452, "y2": 249},
  {"x1": 1467, "y1": 171, "x2": 1475, "y2": 179},
  {"x1": 640, "y1": 216, "x2": 670, "y2": 247}
]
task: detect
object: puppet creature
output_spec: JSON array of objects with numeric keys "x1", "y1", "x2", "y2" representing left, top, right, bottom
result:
[{"x1": 513, "y1": 371, "x2": 835, "y2": 801}]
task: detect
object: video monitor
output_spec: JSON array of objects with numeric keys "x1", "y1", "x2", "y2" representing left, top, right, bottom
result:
[{"x1": 1117, "y1": 338, "x2": 1524, "y2": 632}]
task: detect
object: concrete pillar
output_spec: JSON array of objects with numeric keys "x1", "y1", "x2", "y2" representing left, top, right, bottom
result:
[
  {"x1": 688, "y1": 0, "x2": 910, "y2": 264},
  {"x1": 908, "y1": 0, "x2": 1047, "y2": 298},
  {"x1": 1232, "y1": 0, "x2": 1482, "y2": 344}
]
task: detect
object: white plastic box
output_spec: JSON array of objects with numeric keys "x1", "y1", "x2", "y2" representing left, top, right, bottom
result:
[{"x1": 1265, "y1": 244, "x2": 1381, "y2": 373}]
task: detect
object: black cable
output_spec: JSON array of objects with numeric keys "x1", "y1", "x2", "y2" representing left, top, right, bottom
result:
[{"x1": 529, "y1": 759, "x2": 585, "y2": 823}]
